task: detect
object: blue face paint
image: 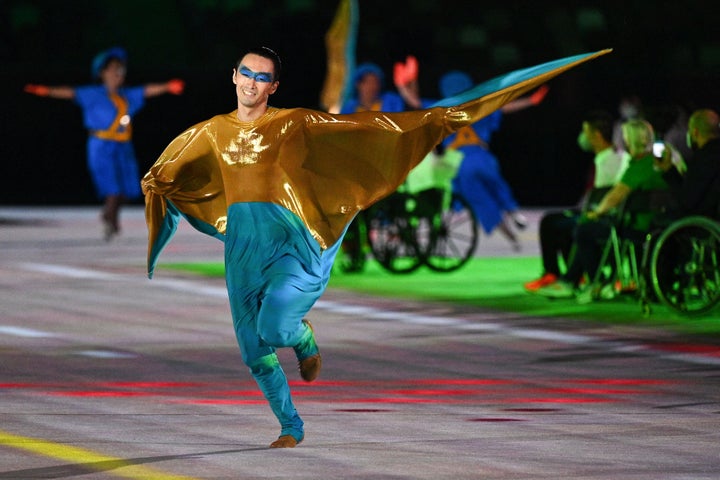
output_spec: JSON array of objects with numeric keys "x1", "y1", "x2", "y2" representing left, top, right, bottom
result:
[{"x1": 239, "y1": 66, "x2": 274, "y2": 83}]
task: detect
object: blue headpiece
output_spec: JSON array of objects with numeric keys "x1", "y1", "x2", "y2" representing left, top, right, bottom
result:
[
  {"x1": 439, "y1": 70, "x2": 473, "y2": 98},
  {"x1": 91, "y1": 47, "x2": 127, "y2": 78},
  {"x1": 353, "y1": 62, "x2": 385, "y2": 86}
]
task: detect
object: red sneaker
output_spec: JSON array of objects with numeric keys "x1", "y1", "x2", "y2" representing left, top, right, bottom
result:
[{"x1": 524, "y1": 273, "x2": 558, "y2": 292}]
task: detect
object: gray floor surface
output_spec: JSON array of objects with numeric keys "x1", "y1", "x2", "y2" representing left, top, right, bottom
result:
[{"x1": 1, "y1": 206, "x2": 718, "y2": 480}]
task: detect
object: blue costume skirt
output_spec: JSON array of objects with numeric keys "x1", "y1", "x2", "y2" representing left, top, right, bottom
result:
[
  {"x1": 452, "y1": 145, "x2": 519, "y2": 234},
  {"x1": 86, "y1": 137, "x2": 142, "y2": 199}
]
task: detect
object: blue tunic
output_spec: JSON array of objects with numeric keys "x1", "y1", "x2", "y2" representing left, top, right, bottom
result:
[{"x1": 74, "y1": 85, "x2": 145, "y2": 198}]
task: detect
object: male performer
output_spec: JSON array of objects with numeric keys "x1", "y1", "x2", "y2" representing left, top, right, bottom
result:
[{"x1": 142, "y1": 46, "x2": 609, "y2": 447}]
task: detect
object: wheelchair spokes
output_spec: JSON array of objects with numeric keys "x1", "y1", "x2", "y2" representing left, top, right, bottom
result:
[
  {"x1": 649, "y1": 216, "x2": 720, "y2": 316},
  {"x1": 361, "y1": 189, "x2": 478, "y2": 274}
]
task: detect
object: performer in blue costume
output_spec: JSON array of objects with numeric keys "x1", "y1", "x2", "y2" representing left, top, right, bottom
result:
[
  {"x1": 24, "y1": 47, "x2": 184, "y2": 239},
  {"x1": 395, "y1": 60, "x2": 549, "y2": 250},
  {"x1": 338, "y1": 61, "x2": 408, "y2": 271},
  {"x1": 340, "y1": 62, "x2": 405, "y2": 114},
  {"x1": 440, "y1": 71, "x2": 548, "y2": 250},
  {"x1": 142, "y1": 46, "x2": 610, "y2": 448}
]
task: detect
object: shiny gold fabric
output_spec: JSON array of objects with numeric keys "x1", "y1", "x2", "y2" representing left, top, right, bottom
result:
[{"x1": 142, "y1": 49, "x2": 611, "y2": 270}]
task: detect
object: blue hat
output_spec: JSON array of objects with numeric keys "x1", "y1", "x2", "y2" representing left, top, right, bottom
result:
[
  {"x1": 439, "y1": 70, "x2": 473, "y2": 98},
  {"x1": 353, "y1": 62, "x2": 385, "y2": 86},
  {"x1": 91, "y1": 47, "x2": 127, "y2": 78}
]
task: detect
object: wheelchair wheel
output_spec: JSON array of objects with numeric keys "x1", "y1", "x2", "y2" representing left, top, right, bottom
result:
[
  {"x1": 424, "y1": 193, "x2": 479, "y2": 272},
  {"x1": 338, "y1": 216, "x2": 367, "y2": 273},
  {"x1": 650, "y1": 216, "x2": 720, "y2": 315},
  {"x1": 366, "y1": 195, "x2": 424, "y2": 274}
]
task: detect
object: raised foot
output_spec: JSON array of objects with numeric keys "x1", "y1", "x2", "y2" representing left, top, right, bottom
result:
[
  {"x1": 298, "y1": 353, "x2": 322, "y2": 382},
  {"x1": 298, "y1": 319, "x2": 321, "y2": 382}
]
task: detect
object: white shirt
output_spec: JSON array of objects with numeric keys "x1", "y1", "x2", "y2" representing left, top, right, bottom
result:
[{"x1": 594, "y1": 147, "x2": 630, "y2": 187}]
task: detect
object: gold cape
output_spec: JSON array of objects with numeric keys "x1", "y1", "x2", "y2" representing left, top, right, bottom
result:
[{"x1": 142, "y1": 49, "x2": 611, "y2": 277}]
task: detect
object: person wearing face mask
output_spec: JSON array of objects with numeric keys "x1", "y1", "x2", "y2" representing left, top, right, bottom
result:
[
  {"x1": 533, "y1": 118, "x2": 665, "y2": 301},
  {"x1": 654, "y1": 108, "x2": 720, "y2": 218},
  {"x1": 23, "y1": 47, "x2": 185, "y2": 240},
  {"x1": 525, "y1": 110, "x2": 629, "y2": 292}
]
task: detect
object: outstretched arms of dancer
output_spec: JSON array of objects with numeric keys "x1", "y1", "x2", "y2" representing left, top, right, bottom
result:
[
  {"x1": 143, "y1": 78, "x2": 185, "y2": 98},
  {"x1": 23, "y1": 84, "x2": 75, "y2": 99},
  {"x1": 392, "y1": 55, "x2": 549, "y2": 112},
  {"x1": 24, "y1": 78, "x2": 184, "y2": 99}
]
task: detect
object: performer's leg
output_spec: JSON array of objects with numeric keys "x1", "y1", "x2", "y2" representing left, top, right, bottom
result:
[
  {"x1": 102, "y1": 194, "x2": 121, "y2": 240},
  {"x1": 257, "y1": 260, "x2": 323, "y2": 381},
  {"x1": 539, "y1": 211, "x2": 578, "y2": 276},
  {"x1": 234, "y1": 312, "x2": 305, "y2": 447},
  {"x1": 87, "y1": 139, "x2": 121, "y2": 240}
]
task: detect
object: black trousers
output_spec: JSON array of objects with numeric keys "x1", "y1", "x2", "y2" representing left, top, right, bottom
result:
[{"x1": 538, "y1": 209, "x2": 580, "y2": 276}]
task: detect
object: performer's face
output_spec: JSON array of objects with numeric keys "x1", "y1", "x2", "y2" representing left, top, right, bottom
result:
[
  {"x1": 101, "y1": 59, "x2": 126, "y2": 89},
  {"x1": 356, "y1": 73, "x2": 381, "y2": 103},
  {"x1": 233, "y1": 54, "x2": 278, "y2": 109}
]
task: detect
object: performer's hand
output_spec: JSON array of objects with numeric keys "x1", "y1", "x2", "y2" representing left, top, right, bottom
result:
[
  {"x1": 167, "y1": 79, "x2": 185, "y2": 95},
  {"x1": 404, "y1": 55, "x2": 418, "y2": 83},
  {"x1": 24, "y1": 84, "x2": 50, "y2": 96},
  {"x1": 393, "y1": 62, "x2": 406, "y2": 88},
  {"x1": 393, "y1": 55, "x2": 419, "y2": 87},
  {"x1": 529, "y1": 85, "x2": 549, "y2": 105},
  {"x1": 653, "y1": 144, "x2": 673, "y2": 172}
]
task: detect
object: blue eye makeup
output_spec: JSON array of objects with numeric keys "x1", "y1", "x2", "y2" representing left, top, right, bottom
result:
[{"x1": 239, "y1": 66, "x2": 274, "y2": 83}]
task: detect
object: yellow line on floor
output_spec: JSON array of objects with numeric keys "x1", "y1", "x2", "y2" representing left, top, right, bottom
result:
[{"x1": 0, "y1": 429, "x2": 200, "y2": 480}]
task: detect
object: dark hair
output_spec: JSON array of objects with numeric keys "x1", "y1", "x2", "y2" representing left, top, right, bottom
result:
[
  {"x1": 237, "y1": 46, "x2": 282, "y2": 82},
  {"x1": 91, "y1": 47, "x2": 127, "y2": 78},
  {"x1": 583, "y1": 109, "x2": 614, "y2": 142}
]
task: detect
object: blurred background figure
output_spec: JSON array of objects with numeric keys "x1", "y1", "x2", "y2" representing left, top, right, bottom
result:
[
  {"x1": 655, "y1": 108, "x2": 720, "y2": 218},
  {"x1": 337, "y1": 61, "x2": 407, "y2": 271},
  {"x1": 535, "y1": 119, "x2": 669, "y2": 302},
  {"x1": 525, "y1": 109, "x2": 629, "y2": 292},
  {"x1": 340, "y1": 62, "x2": 405, "y2": 113},
  {"x1": 24, "y1": 47, "x2": 184, "y2": 240},
  {"x1": 437, "y1": 70, "x2": 548, "y2": 251},
  {"x1": 612, "y1": 95, "x2": 643, "y2": 153}
]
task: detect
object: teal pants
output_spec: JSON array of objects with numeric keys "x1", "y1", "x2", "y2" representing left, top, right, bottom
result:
[{"x1": 224, "y1": 202, "x2": 343, "y2": 441}]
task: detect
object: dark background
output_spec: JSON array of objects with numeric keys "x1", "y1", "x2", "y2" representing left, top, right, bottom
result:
[{"x1": 2, "y1": 0, "x2": 718, "y2": 207}]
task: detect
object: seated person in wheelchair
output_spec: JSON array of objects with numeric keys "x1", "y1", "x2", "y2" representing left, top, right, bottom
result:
[
  {"x1": 654, "y1": 108, "x2": 720, "y2": 220},
  {"x1": 534, "y1": 119, "x2": 670, "y2": 300},
  {"x1": 525, "y1": 109, "x2": 629, "y2": 292}
]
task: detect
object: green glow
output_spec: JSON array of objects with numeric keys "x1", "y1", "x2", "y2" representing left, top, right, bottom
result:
[{"x1": 162, "y1": 258, "x2": 720, "y2": 336}]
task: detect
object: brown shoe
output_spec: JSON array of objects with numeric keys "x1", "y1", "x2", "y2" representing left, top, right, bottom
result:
[
  {"x1": 298, "y1": 319, "x2": 321, "y2": 382},
  {"x1": 299, "y1": 353, "x2": 322, "y2": 382},
  {"x1": 270, "y1": 434, "x2": 300, "y2": 448}
]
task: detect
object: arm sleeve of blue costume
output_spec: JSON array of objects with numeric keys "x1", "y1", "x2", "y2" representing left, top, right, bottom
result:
[{"x1": 126, "y1": 86, "x2": 146, "y2": 115}]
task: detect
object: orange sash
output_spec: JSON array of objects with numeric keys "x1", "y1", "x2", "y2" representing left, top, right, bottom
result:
[
  {"x1": 92, "y1": 93, "x2": 132, "y2": 142},
  {"x1": 446, "y1": 125, "x2": 487, "y2": 150}
]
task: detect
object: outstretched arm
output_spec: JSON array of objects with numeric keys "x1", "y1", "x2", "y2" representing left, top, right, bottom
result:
[
  {"x1": 500, "y1": 84, "x2": 549, "y2": 113},
  {"x1": 393, "y1": 56, "x2": 422, "y2": 109},
  {"x1": 24, "y1": 84, "x2": 75, "y2": 99},
  {"x1": 143, "y1": 79, "x2": 185, "y2": 98}
]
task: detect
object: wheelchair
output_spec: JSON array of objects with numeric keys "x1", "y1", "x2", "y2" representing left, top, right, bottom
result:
[
  {"x1": 640, "y1": 215, "x2": 720, "y2": 316},
  {"x1": 588, "y1": 188, "x2": 720, "y2": 316},
  {"x1": 338, "y1": 147, "x2": 478, "y2": 274},
  {"x1": 364, "y1": 188, "x2": 479, "y2": 274}
]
